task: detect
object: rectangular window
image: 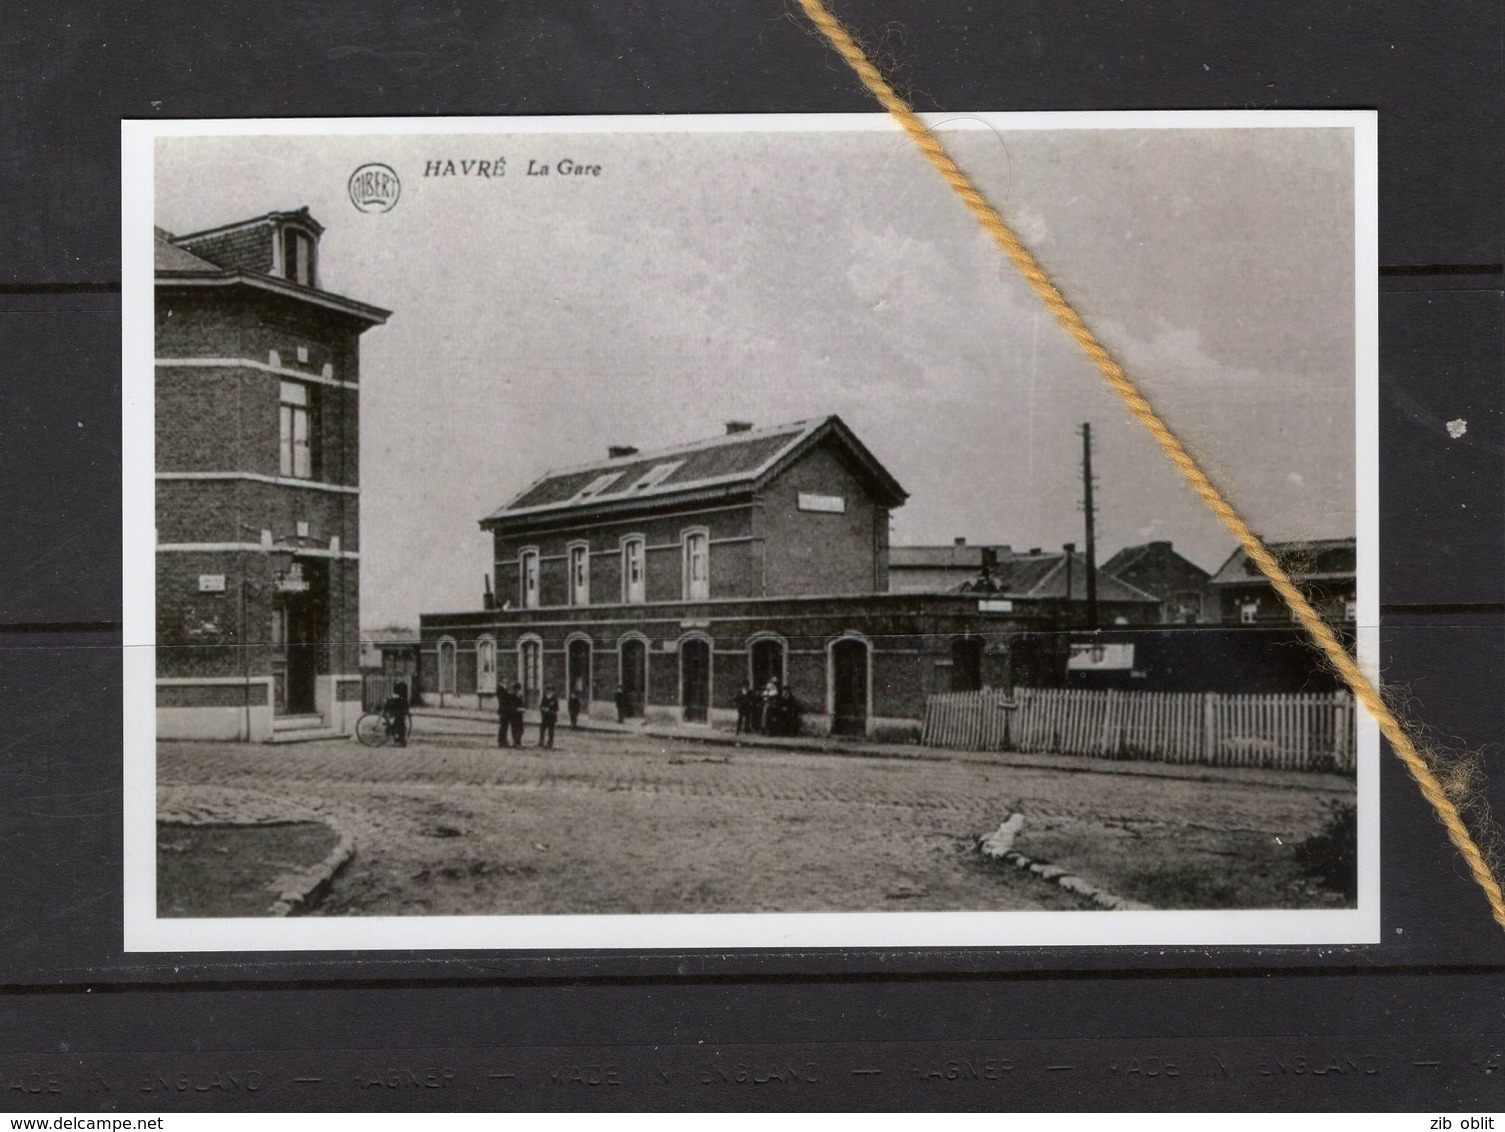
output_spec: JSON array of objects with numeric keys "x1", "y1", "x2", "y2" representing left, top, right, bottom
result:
[
  {"x1": 520, "y1": 549, "x2": 540, "y2": 609},
  {"x1": 279, "y1": 381, "x2": 313, "y2": 479},
  {"x1": 683, "y1": 531, "x2": 709, "y2": 601},
  {"x1": 569, "y1": 544, "x2": 590, "y2": 606},
  {"x1": 283, "y1": 229, "x2": 313, "y2": 286},
  {"x1": 623, "y1": 538, "x2": 645, "y2": 604},
  {"x1": 1240, "y1": 600, "x2": 1259, "y2": 624}
]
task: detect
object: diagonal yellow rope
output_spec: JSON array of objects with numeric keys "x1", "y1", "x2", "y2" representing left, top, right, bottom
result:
[{"x1": 794, "y1": 0, "x2": 1505, "y2": 928}]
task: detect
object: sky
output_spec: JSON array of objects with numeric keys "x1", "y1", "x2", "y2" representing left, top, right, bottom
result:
[{"x1": 154, "y1": 119, "x2": 1358, "y2": 630}]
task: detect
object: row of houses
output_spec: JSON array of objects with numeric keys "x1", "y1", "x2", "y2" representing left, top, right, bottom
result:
[
  {"x1": 153, "y1": 205, "x2": 1355, "y2": 744},
  {"x1": 889, "y1": 535, "x2": 1356, "y2": 629}
]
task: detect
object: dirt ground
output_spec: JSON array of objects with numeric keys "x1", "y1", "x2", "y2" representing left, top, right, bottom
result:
[
  {"x1": 157, "y1": 821, "x2": 339, "y2": 917},
  {"x1": 156, "y1": 722, "x2": 1355, "y2": 916}
]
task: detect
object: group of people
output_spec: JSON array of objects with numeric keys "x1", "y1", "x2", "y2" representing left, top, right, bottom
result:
[
  {"x1": 735, "y1": 678, "x2": 801, "y2": 737},
  {"x1": 497, "y1": 682, "x2": 585, "y2": 749}
]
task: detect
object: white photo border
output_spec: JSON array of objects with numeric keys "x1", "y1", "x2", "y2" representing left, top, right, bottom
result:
[{"x1": 122, "y1": 110, "x2": 1381, "y2": 952}]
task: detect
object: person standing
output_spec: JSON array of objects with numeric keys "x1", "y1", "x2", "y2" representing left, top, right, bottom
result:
[
  {"x1": 496, "y1": 682, "x2": 515, "y2": 748},
  {"x1": 760, "y1": 677, "x2": 780, "y2": 734},
  {"x1": 508, "y1": 681, "x2": 526, "y2": 747},
  {"x1": 567, "y1": 680, "x2": 582, "y2": 729},
  {"x1": 735, "y1": 682, "x2": 755, "y2": 735},
  {"x1": 614, "y1": 685, "x2": 629, "y2": 724},
  {"x1": 382, "y1": 679, "x2": 412, "y2": 747},
  {"x1": 538, "y1": 686, "x2": 560, "y2": 749},
  {"x1": 776, "y1": 684, "x2": 800, "y2": 737}
]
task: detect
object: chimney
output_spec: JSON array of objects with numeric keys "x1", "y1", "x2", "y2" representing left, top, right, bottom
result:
[
  {"x1": 953, "y1": 537, "x2": 967, "y2": 547},
  {"x1": 725, "y1": 420, "x2": 754, "y2": 435},
  {"x1": 608, "y1": 445, "x2": 639, "y2": 459}
]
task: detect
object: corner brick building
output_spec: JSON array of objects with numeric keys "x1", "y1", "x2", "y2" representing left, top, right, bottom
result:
[
  {"x1": 419, "y1": 417, "x2": 1140, "y2": 738},
  {"x1": 155, "y1": 209, "x2": 389, "y2": 741}
]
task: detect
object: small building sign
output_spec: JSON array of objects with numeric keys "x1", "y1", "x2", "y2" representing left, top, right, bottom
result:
[
  {"x1": 1068, "y1": 642, "x2": 1135, "y2": 671},
  {"x1": 197, "y1": 574, "x2": 226, "y2": 593},
  {"x1": 797, "y1": 492, "x2": 846, "y2": 514},
  {"x1": 274, "y1": 562, "x2": 311, "y2": 594},
  {"x1": 978, "y1": 599, "x2": 1014, "y2": 613}
]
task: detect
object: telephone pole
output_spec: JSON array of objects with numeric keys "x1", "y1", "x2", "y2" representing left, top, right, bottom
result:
[{"x1": 1081, "y1": 423, "x2": 1099, "y2": 628}]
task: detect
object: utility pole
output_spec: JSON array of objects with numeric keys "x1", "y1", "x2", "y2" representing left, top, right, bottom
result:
[{"x1": 1081, "y1": 423, "x2": 1099, "y2": 628}]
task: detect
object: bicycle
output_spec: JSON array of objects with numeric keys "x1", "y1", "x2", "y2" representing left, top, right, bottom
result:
[{"x1": 355, "y1": 709, "x2": 410, "y2": 748}]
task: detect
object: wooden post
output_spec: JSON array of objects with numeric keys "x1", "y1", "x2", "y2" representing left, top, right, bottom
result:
[{"x1": 1203, "y1": 691, "x2": 1219, "y2": 765}]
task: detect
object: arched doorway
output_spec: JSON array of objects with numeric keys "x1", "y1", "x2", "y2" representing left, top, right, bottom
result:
[
  {"x1": 567, "y1": 638, "x2": 592, "y2": 713},
  {"x1": 750, "y1": 636, "x2": 785, "y2": 692},
  {"x1": 830, "y1": 636, "x2": 869, "y2": 737},
  {"x1": 619, "y1": 637, "x2": 647, "y2": 718},
  {"x1": 680, "y1": 638, "x2": 712, "y2": 724},
  {"x1": 951, "y1": 636, "x2": 983, "y2": 692}
]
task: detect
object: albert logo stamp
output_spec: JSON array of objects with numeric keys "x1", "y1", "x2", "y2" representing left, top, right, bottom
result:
[{"x1": 348, "y1": 162, "x2": 401, "y2": 213}]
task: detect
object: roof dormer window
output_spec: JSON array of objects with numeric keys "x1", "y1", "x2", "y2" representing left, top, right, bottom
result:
[
  {"x1": 628, "y1": 461, "x2": 683, "y2": 492},
  {"x1": 574, "y1": 471, "x2": 624, "y2": 501},
  {"x1": 282, "y1": 227, "x2": 315, "y2": 287}
]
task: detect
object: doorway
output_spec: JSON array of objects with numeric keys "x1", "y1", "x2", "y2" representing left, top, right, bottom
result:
[
  {"x1": 273, "y1": 560, "x2": 327, "y2": 716},
  {"x1": 619, "y1": 638, "x2": 647, "y2": 718},
  {"x1": 950, "y1": 636, "x2": 983, "y2": 692},
  {"x1": 750, "y1": 637, "x2": 784, "y2": 692},
  {"x1": 567, "y1": 638, "x2": 592, "y2": 712},
  {"x1": 830, "y1": 637, "x2": 869, "y2": 736},
  {"x1": 680, "y1": 638, "x2": 711, "y2": 724}
]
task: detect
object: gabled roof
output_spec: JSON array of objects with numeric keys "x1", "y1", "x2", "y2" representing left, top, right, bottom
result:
[
  {"x1": 1101, "y1": 540, "x2": 1211, "y2": 581},
  {"x1": 977, "y1": 550, "x2": 1159, "y2": 603},
  {"x1": 893, "y1": 544, "x2": 1159, "y2": 603},
  {"x1": 482, "y1": 415, "x2": 907, "y2": 528},
  {"x1": 1209, "y1": 537, "x2": 1357, "y2": 586}
]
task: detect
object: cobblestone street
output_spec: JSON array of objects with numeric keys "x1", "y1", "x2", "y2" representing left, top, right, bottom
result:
[{"x1": 157, "y1": 719, "x2": 1356, "y2": 916}]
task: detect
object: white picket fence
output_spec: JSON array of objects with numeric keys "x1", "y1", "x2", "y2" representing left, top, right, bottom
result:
[{"x1": 922, "y1": 686, "x2": 1355, "y2": 773}]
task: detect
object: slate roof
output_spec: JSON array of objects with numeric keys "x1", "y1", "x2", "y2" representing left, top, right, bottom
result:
[
  {"x1": 482, "y1": 415, "x2": 907, "y2": 527},
  {"x1": 154, "y1": 229, "x2": 223, "y2": 273},
  {"x1": 1208, "y1": 537, "x2": 1357, "y2": 586},
  {"x1": 154, "y1": 216, "x2": 390, "y2": 325},
  {"x1": 981, "y1": 550, "x2": 1159, "y2": 603}
]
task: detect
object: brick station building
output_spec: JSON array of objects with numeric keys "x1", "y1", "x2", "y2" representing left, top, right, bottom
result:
[
  {"x1": 155, "y1": 209, "x2": 390, "y2": 741},
  {"x1": 418, "y1": 416, "x2": 1154, "y2": 738}
]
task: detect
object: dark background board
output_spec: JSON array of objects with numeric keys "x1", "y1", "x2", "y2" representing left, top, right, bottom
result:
[{"x1": 1, "y1": 0, "x2": 1502, "y2": 1110}]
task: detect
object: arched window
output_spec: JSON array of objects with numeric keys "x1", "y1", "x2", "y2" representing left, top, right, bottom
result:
[
  {"x1": 476, "y1": 636, "x2": 497, "y2": 696},
  {"x1": 518, "y1": 636, "x2": 543, "y2": 710},
  {"x1": 568, "y1": 541, "x2": 590, "y2": 606},
  {"x1": 519, "y1": 548, "x2": 540, "y2": 609},
  {"x1": 682, "y1": 527, "x2": 710, "y2": 601},
  {"x1": 437, "y1": 637, "x2": 458, "y2": 695},
  {"x1": 621, "y1": 536, "x2": 646, "y2": 604}
]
